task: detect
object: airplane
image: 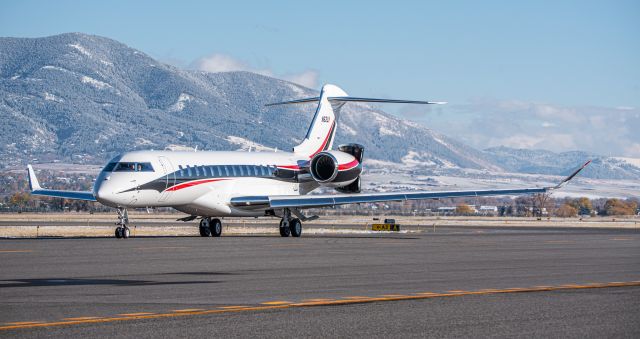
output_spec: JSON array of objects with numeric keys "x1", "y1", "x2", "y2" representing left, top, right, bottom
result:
[{"x1": 26, "y1": 84, "x2": 591, "y2": 239}]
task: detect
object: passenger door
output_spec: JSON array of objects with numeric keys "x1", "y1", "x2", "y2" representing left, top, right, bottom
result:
[{"x1": 158, "y1": 156, "x2": 175, "y2": 202}]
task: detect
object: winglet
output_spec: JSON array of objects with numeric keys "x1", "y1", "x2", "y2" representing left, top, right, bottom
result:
[
  {"x1": 27, "y1": 165, "x2": 41, "y2": 191},
  {"x1": 552, "y1": 160, "x2": 591, "y2": 190}
]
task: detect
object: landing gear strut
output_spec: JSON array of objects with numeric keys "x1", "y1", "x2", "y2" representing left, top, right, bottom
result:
[
  {"x1": 115, "y1": 208, "x2": 131, "y2": 239},
  {"x1": 199, "y1": 217, "x2": 222, "y2": 237},
  {"x1": 279, "y1": 209, "x2": 302, "y2": 237}
]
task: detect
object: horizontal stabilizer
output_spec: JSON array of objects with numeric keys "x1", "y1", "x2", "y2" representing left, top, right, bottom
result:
[{"x1": 265, "y1": 95, "x2": 446, "y2": 107}]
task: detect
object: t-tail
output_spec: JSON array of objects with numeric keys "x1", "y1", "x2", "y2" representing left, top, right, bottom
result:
[{"x1": 266, "y1": 84, "x2": 446, "y2": 158}]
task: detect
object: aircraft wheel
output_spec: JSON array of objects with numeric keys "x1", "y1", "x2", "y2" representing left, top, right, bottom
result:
[
  {"x1": 211, "y1": 218, "x2": 222, "y2": 237},
  {"x1": 290, "y1": 218, "x2": 302, "y2": 237},
  {"x1": 122, "y1": 227, "x2": 130, "y2": 239},
  {"x1": 279, "y1": 219, "x2": 290, "y2": 237},
  {"x1": 115, "y1": 227, "x2": 123, "y2": 238},
  {"x1": 199, "y1": 218, "x2": 211, "y2": 237}
]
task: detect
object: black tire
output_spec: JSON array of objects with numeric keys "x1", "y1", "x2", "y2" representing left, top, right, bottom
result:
[
  {"x1": 199, "y1": 218, "x2": 211, "y2": 237},
  {"x1": 115, "y1": 227, "x2": 122, "y2": 239},
  {"x1": 122, "y1": 227, "x2": 130, "y2": 239},
  {"x1": 290, "y1": 218, "x2": 302, "y2": 237},
  {"x1": 211, "y1": 218, "x2": 222, "y2": 237},
  {"x1": 279, "y1": 219, "x2": 290, "y2": 237}
]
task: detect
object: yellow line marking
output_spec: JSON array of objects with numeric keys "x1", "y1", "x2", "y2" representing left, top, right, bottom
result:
[
  {"x1": 135, "y1": 247, "x2": 189, "y2": 250},
  {"x1": 342, "y1": 296, "x2": 370, "y2": 299},
  {"x1": 379, "y1": 294, "x2": 408, "y2": 298},
  {"x1": 301, "y1": 298, "x2": 335, "y2": 302},
  {"x1": 62, "y1": 317, "x2": 101, "y2": 321},
  {"x1": 117, "y1": 312, "x2": 155, "y2": 316},
  {"x1": 172, "y1": 309, "x2": 205, "y2": 313},
  {"x1": 610, "y1": 238, "x2": 633, "y2": 241},
  {"x1": 218, "y1": 306, "x2": 251, "y2": 309},
  {"x1": 447, "y1": 290, "x2": 468, "y2": 293},
  {"x1": 4, "y1": 322, "x2": 42, "y2": 325},
  {"x1": 0, "y1": 250, "x2": 32, "y2": 253},
  {"x1": 2, "y1": 281, "x2": 639, "y2": 331},
  {"x1": 260, "y1": 301, "x2": 291, "y2": 305}
]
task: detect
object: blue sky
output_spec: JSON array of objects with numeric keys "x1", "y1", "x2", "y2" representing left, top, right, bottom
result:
[{"x1": 2, "y1": 1, "x2": 639, "y2": 156}]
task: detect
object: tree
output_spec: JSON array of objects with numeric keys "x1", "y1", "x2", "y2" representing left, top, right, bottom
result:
[
  {"x1": 604, "y1": 199, "x2": 638, "y2": 216},
  {"x1": 532, "y1": 193, "x2": 552, "y2": 217},
  {"x1": 9, "y1": 192, "x2": 30, "y2": 210},
  {"x1": 555, "y1": 203, "x2": 578, "y2": 218},
  {"x1": 573, "y1": 197, "x2": 593, "y2": 215},
  {"x1": 456, "y1": 204, "x2": 475, "y2": 215}
]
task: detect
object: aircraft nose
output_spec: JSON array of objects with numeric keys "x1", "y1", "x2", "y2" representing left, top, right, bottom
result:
[{"x1": 94, "y1": 176, "x2": 116, "y2": 205}]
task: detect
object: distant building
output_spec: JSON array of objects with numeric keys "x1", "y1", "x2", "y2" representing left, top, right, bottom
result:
[{"x1": 478, "y1": 206, "x2": 498, "y2": 215}]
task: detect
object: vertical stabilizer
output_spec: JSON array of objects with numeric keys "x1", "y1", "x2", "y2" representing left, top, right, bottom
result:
[{"x1": 293, "y1": 84, "x2": 347, "y2": 158}]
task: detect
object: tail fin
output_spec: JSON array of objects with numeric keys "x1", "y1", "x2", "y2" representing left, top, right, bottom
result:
[
  {"x1": 266, "y1": 84, "x2": 446, "y2": 158},
  {"x1": 292, "y1": 84, "x2": 347, "y2": 157}
]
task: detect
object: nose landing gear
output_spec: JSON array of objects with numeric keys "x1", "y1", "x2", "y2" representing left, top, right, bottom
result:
[{"x1": 114, "y1": 208, "x2": 131, "y2": 239}]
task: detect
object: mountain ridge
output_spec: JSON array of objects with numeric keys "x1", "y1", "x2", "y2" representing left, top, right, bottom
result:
[{"x1": 1, "y1": 33, "x2": 638, "y2": 180}]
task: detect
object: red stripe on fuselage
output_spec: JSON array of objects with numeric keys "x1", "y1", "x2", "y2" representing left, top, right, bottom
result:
[
  {"x1": 338, "y1": 159, "x2": 360, "y2": 171},
  {"x1": 165, "y1": 179, "x2": 228, "y2": 192}
]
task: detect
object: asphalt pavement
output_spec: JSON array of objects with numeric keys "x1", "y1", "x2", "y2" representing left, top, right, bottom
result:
[{"x1": 0, "y1": 225, "x2": 638, "y2": 337}]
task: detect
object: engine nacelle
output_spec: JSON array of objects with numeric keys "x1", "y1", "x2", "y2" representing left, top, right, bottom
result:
[{"x1": 309, "y1": 149, "x2": 362, "y2": 188}]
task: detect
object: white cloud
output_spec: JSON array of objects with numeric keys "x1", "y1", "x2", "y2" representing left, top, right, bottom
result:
[
  {"x1": 408, "y1": 99, "x2": 640, "y2": 157},
  {"x1": 193, "y1": 53, "x2": 318, "y2": 88}
]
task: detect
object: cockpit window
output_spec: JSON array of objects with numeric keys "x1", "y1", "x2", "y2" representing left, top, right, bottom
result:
[
  {"x1": 112, "y1": 162, "x2": 155, "y2": 172},
  {"x1": 103, "y1": 162, "x2": 117, "y2": 172}
]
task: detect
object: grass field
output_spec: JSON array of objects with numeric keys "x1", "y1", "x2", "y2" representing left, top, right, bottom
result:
[{"x1": 0, "y1": 212, "x2": 638, "y2": 238}]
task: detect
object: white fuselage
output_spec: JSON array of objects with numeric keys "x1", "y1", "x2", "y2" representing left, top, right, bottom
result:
[{"x1": 94, "y1": 150, "x2": 322, "y2": 217}]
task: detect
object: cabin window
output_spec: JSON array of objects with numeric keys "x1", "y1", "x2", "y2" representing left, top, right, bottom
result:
[
  {"x1": 195, "y1": 166, "x2": 200, "y2": 177},
  {"x1": 187, "y1": 166, "x2": 192, "y2": 177}
]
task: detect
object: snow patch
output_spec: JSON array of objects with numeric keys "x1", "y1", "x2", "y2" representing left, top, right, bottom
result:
[
  {"x1": 288, "y1": 83, "x2": 305, "y2": 96},
  {"x1": 42, "y1": 65, "x2": 68, "y2": 72},
  {"x1": 168, "y1": 93, "x2": 194, "y2": 112},
  {"x1": 341, "y1": 123, "x2": 357, "y2": 136},
  {"x1": 81, "y1": 76, "x2": 112, "y2": 89},
  {"x1": 613, "y1": 157, "x2": 640, "y2": 168},
  {"x1": 165, "y1": 144, "x2": 195, "y2": 151},
  {"x1": 379, "y1": 126, "x2": 399, "y2": 136},
  {"x1": 100, "y1": 59, "x2": 113, "y2": 66},
  {"x1": 134, "y1": 138, "x2": 155, "y2": 146},
  {"x1": 431, "y1": 135, "x2": 450, "y2": 147},
  {"x1": 226, "y1": 136, "x2": 275, "y2": 152},
  {"x1": 68, "y1": 43, "x2": 92, "y2": 58},
  {"x1": 44, "y1": 92, "x2": 63, "y2": 103},
  {"x1": 402, "y1": 151, "x2": 435, "y2": 167},
  {"x1": 10, "y1": 75, "x2": 20, "y2": 80}
]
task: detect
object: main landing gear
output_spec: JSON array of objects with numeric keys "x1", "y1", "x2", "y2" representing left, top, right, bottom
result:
[
  {"x1": 279, "y1": 209, "x2": 302, "y2": 237},
  {"x1": 114, "y1": 207, "x2": 131, "y2": 239},
  {"x1": 199, "y1": 217, "x2": 222, "y2": 237}
]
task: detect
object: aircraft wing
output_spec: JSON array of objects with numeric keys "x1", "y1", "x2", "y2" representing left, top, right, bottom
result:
[
  {"x1": 231, "y1": 161, "x2": 591, "y2": 210},
  {"x1": 27, "y1": 165, "x2": 96, "y2": 201}
]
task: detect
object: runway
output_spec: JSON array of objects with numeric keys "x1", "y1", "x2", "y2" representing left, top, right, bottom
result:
[{"x1": 1, "y1": 226, "x2": 639, "y2": 337}]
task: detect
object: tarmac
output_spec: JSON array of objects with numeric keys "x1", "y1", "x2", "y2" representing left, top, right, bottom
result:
[{"x1": 0, "y1": 224, "x2": 638, "y2": 337}]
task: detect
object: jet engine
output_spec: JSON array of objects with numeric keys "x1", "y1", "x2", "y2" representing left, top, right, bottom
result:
[{"x1": 309, "y1": 144, "x2": 364, "y2": 191}]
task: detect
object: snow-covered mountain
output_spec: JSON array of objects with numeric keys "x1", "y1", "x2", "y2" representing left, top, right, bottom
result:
[
  {"x1": 0, "y1": 33, "x2": 497, "y2": 171},
  {"x1": 0, "y1": 33, "x2": 638, "y2": 180},
  {"x1": 485, "y1": 146, "x2": 640, "y2": 180}
]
